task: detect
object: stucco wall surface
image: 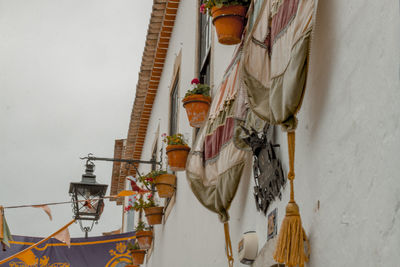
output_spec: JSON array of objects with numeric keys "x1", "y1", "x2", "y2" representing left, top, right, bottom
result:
[{"x1": 134, "y1": 0, "x2": 400, "y2": 266}]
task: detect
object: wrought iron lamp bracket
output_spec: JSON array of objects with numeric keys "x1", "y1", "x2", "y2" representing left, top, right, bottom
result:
[{"x1": 80, "y1": 153, "x2": 163, "y2": 192}]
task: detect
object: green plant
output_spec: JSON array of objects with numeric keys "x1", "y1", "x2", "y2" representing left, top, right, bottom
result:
[
  {"x1": 127, "y1": 241, "x2": 141, "y2": 251},
  {"x1": 185, "y1": 78, "x2": 210, "y2": 98},
  {"x1": 135, "y1": 221, "x2": 150, "y2": 232},
  {"x1": 201, "y1": 0, "x2": 250, "y2": 15},
  {"x1": 162, "y1": 133, "x2": 187, "y2": 146},
  {"x1": 125, "y1": 193, "x2": 158, "y2": 212},
  {"x1": 139, "y1": 170, "x2": 167, "y2": 187}
]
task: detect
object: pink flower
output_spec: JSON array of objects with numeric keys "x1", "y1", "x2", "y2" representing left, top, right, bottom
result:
[
  {"x1": 191, "y1": 78, "x2": 200, "y2": 85},
  {"x1": 161, "y1": 133, "x2": 167, "y2": 137},
  {"x1": 147, "y1": 193, "x2": 153, "y2": 199},
  {"x1": 199, "y1": 4, "x2": 206, "y2": 14}
]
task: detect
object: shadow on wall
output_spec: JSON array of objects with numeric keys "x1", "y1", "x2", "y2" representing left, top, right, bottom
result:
[
  {"x1": 306, "y1": 0, "x2": 338, "y2": 139},
  {"x1": 235, "y1": 154, "x2": 254, "y2": 220},
  {"x1": 305, "y1": 0, "x2": 338, "y2": 264}
]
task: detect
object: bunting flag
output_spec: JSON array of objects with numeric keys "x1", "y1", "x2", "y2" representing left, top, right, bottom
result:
[
  {"x1": 0, "y1": 231, "x2": 136, "y2": 266},
  {"x1": 32, "y1": 205, "x2": 53, "y2": 221},
  {"x1": 53, "y1": 228, "x2": 71, "y2": 248},
  {"x1": 0, "y1": 206, "x2": 13, "y2": 251}
]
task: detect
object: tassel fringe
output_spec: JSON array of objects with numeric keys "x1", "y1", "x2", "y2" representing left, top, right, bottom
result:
[
  {"x1": 273, "y1": 202, "x2": 309, "y2": 267},
  {"x1": 273, "y1": 131, "x2": 310, "y2": 267}
]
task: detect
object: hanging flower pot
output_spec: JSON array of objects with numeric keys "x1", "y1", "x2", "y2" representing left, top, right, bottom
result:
[
  {"x1": 166, "y1": 144, "x2": 190, "y2": 171},
  {"x1": 136, "y1": 230, "x2": 153, "y2": 250},
  {"x1": 155, "y1": 174, "x2": 177, "y2": 198},
  {"x1": 130, "y1": 249, "x2": 146, "y2": 265},
  {"x1": 144, "y1": 206, "x2": 164, "y2": 225},
  {"x1": 183, "y1": 94, "x2": 212, "y2": 128},
  {"x1": 183, "y1": 78, "x2": 211, "y2": 128},
  {"x1": 211, "y1": 5, "x2": 247, "y2": 45},
  {"x1": 162, "y1": 133, "x2": 190, "y2": 171}
]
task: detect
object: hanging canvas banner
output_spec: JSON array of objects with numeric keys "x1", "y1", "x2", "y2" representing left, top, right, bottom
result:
[
  {"x1": 242, "y1": 0, "x2": 315, "y2": 131},
  {"x1": 186, "y1": 58, "x2": 253, "y2": 223},
  {"x1": 0, "y1": 231, "x2": 136, "y2": 267}
]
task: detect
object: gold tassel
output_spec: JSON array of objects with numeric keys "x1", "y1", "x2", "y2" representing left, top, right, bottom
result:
[{"x1": 273, "y1": 131, "x2": 310, "y2": 267}]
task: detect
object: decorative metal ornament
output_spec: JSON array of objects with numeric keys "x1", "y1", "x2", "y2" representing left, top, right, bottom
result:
[{"x1": 242, "y1": 124, "x2": 285, "y2": 215}]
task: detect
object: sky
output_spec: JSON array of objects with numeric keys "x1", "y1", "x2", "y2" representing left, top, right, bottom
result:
[{"x1": 0, "y1": 0, "x2": 153, "y2": 237}]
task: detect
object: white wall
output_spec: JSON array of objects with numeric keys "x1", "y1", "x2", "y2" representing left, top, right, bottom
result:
[{"x1": 136, "y1": 0, "x2": 400, "y2": 266}]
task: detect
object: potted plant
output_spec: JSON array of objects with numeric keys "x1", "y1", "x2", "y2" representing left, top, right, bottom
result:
[
  {"x1": 135, "y1": 221, "x2": 153, "y2": 250},
  {"x1": 124, "y1": 260, "x2": 140, "y2": 267},
  {"x1": 124, "y1": 257, "x2": 140, "y2": 267},
  {"x1": 125, "y1": 194, "x2": 164, "y2": 226},
  {"x1": 127, "y1": 241, "x2": 146, "y2": 265},
  {"x1": 143, "y1": 193, "x2": 164, "y2": 225},
  {"x1": 182, "y1": 78, "x2": 212, "y2": 128},
  {"x1": 201, "y1": 0, "x2": 250, "y2": 45},
  {"x1": 141, "y1": 170, "x2": 177, "y2": 198},
  {"x1": 162, "y1": 133, "x2": 191, "y2": 171}
]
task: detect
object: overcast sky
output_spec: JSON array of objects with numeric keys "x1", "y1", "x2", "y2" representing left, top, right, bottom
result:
[{"x1": 0, "y1": 0, "x2": 153, "y2": 237}]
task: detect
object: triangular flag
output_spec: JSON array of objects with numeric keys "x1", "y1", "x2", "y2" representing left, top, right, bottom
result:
[
  {"x1": 17, "y1": 250, "x2": 37, "y2": 265},
  {"x1": 54, "y1": 227, "x2": 71, "y2": 248},
  {"x1": 0, "y1": 206, "x2": 13, "y2": 251},
  {"x1": 32, "y1": 205, "x2": 52, "y2": 221},
  {"x1": 117, "y1": 190, "x2": 136, "y2": 197}
]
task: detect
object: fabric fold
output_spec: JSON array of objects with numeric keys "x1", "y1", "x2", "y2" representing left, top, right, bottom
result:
[
  {"x1": 186, "y1": 60, "x2": 252, "y2": 223},
  {"x1": 241, "y1": 0, "x2": 315, "y2": 131}
]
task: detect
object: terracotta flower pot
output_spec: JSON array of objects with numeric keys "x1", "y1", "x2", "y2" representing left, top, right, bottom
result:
[
  {"x1": 136, "y1": 230, "x2": 153, "y2": 250},
  {"x1": 144, "y1": 206, "x2": 164, "y2": 225},
  {"x1": 211, "y1": 5, "x2": 247, "y2": 45},
  {"x1": 155, "y1": 174, "x2": 177, "y2": 198},
  {"x1": 182, "y1": 94, "x2": 212, "y2": 128},
  {"x1": 130, "y1": 249, "x2": 146, "y2": 265},
  {"x1": 166, "y1": 144, "x2": 190, "y2": 171}
]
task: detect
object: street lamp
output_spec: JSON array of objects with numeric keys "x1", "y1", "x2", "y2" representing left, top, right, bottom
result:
[{"x1": 69, "y1": 159, "x2": 108, "y2": 238}]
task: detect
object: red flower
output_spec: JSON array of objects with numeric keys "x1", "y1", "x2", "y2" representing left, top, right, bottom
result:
[
  {"x1": 191, "y1": 78, "x2": 200, "y2": 85},
  {"x1": 199, "y1": 4, "x2": 206, "y2": 14}
]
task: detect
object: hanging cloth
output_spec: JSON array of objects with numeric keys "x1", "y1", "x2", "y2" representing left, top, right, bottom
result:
[
  {"x1": 0, "y1": 206, "x2": 13, "y2": 251},
  {"x1": 186, "y1": 60, "x2": 252, "y2": 223},
  {"x1": 241, "y1": 0, "x2": 316, "y2": 266},
  {"x1": 186, "y1": 58, "x2": 253, "y2": 267},
  {"x1": 241, "y1": 0, "x2": 315, "y2": 131}
]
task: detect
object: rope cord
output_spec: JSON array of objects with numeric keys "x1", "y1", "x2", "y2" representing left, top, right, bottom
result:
[
  {"x1": 223, "y1": 222, "x2": 234, "y2": 267},
  {"x1": 287, "y1": 131, "x2": 296, "y2": 202},
  {"x1": 3, "y1": 195, "x2": 118, "y2": 210}
]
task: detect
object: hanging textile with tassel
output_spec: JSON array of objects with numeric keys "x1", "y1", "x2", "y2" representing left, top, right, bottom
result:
[
  {"x1": 241, "y1": 0, "x2": 317, "y2": 265},
  {"x1": 186, "y1": 51, "x2": 254, "y2": 267}
]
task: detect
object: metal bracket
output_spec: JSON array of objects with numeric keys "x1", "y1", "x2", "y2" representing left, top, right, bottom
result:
[
  {"x1": 80, "y1": 153, "x2": 163, "y2": 192},
  {"x1": 80, "y1": 154, "x2": 162, "y2": 166}
]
